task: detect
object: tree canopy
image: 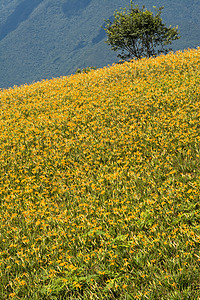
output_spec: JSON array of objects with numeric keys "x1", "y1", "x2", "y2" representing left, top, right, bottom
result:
[{"x1": 104, "y1": 3, "x2": 180, "y2": 60}]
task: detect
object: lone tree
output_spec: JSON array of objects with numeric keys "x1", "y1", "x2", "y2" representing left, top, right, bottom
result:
[{"x1": 104, "y1": 3, "x2": 180, "y2": 60}]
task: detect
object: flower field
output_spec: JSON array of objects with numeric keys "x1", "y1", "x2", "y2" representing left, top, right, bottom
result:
[{"x1": 0, "y1": 48, "x2": 199, "y2": 299}]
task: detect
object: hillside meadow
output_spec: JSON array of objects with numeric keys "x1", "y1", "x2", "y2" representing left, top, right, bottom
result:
[{"x1": 0, "y1": 48, "x2": 199, "y2": 299}]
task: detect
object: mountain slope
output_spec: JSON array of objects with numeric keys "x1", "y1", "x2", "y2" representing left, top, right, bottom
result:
[
  {"x1": 0, "y1": 0, "x2": 199, "y2": 89},
  {"x1": 0, "y1": 48, "x2": 199, "y2": 299}
]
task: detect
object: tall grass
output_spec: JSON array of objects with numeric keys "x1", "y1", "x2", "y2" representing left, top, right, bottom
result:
[{"x1": 0, "y1": 48, "x2": 199, "y2": 299}]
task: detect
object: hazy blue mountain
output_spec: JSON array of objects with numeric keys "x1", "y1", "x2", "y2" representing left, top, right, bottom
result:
[{"x1": 0, "y1": 0, "x2": 199, "y2": 89}]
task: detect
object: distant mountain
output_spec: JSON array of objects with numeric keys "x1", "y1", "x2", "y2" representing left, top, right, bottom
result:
[{"x1": 0, "y1": 0, "x2": 199, "y2": 89}]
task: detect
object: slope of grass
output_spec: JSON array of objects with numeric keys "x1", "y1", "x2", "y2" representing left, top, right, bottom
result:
[{"x1": 0, "y1": 48, "x2": 200, "y2": 299}]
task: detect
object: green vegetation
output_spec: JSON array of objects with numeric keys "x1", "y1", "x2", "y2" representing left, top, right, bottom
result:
[
  {"x1": 104, "y1": 4, "x2": 180, "y2": 60},
  {"x1": 0, "y1": 48, "x2": 199, "y2": 299},
  {"x1": 75, "y1": 66, "x2": 97, "y2": 74}
]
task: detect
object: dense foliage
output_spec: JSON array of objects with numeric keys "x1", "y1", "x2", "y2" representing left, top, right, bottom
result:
[
  {"x1": 104, "y1": 4, "x2": 180, "y2": 59},
  {"x1": 0, "y1": 48, "x2": 199, "y2": 299}
]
